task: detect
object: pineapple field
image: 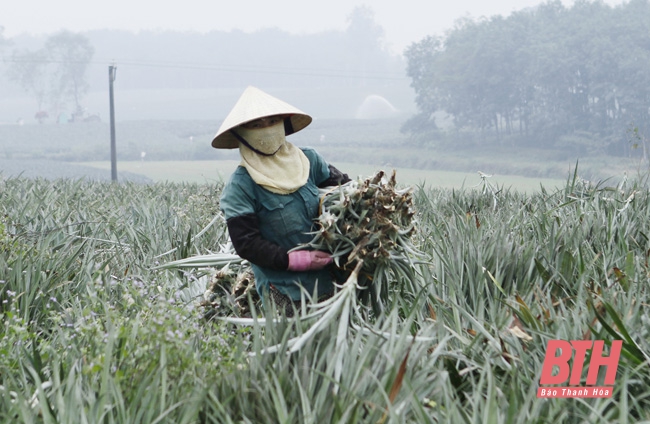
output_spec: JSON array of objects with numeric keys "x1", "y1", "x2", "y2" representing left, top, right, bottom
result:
[{"x1": 0, "y1": 170, "x2": 649, "y2": 423}]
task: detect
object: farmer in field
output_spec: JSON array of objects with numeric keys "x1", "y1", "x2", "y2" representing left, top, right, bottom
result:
[{"x1": 212, "y1": 86, "x2": 349, "y2": 316}]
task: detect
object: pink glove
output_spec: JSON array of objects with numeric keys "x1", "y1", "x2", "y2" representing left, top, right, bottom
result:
[{"x1": 287, "y1": 250, "x2": 333, "y2": 272}]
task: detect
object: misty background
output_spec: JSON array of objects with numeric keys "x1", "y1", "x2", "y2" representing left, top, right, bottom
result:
[
  {"x1": 0, "y1": 1, "x2": 648, "y2": 184},
  {"x1": 0, "y1": 6, "x2": 413, "y2": 122}
]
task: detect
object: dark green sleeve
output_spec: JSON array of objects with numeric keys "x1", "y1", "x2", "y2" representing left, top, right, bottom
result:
[{"x1": 226, "y1": 213, "x2": 289, "y2": 270}]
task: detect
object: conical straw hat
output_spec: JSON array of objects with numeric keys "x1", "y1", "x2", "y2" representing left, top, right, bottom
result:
[{"x1": 211, "y1": 86, "x2": 312, "y2": 149}]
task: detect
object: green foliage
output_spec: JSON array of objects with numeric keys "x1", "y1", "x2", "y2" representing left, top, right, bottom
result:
[
  {"x1": 404, "y1": 0, "x2": 650, "y2": 153},
  {"x1": 1, "y1": 172, "x2": 649, "y2": 422}
]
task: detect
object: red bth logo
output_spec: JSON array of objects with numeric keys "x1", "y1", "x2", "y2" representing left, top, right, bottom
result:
[{"x1": 537, "y1": 340, "x2": 622, "y2": 398}]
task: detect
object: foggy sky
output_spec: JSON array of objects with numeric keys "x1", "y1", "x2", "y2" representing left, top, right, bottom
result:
[{"x1": 3, "y1": 0, "x2": 627, "y2": 54}]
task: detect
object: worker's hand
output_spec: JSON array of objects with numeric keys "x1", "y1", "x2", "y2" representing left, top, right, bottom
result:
[{"x1": 287, "y1": 250, "x2": 332, "y2": 272}]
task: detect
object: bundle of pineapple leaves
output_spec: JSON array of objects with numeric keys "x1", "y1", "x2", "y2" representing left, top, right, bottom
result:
[{"x1": 301, "y1": 169, "x2": 426, "y2": 313}]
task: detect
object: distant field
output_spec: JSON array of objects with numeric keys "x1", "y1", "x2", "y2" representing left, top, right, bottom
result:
[
  {"x1": 2, "y1": 119, "x2": 633, "y2": 188},
  {"x1": 80, "y1": 160, "x2": 567, "y2": 192}
]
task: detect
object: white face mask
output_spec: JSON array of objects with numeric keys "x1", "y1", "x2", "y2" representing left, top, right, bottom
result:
[{"x1": 235, "y1": 121, "x2": 286, "y2": 155}]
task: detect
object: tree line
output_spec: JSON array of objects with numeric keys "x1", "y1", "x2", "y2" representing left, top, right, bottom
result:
[{"x1": 403, "y1": 0, "x2": 650, "y2": 157}]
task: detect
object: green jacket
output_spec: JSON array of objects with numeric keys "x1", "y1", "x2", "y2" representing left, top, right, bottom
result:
[{"x1": 220, "y1": 147, "x2": 338, "y2": 301}]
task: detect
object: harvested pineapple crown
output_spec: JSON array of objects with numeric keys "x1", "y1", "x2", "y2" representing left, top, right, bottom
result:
[{"x1": 299, "y1": 169, "x2": 424, "y2": 308}]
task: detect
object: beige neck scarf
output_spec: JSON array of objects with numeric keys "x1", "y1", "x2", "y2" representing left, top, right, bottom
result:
[{"x1": 236, "y1": 124, "x2": 309, "y2": 195}]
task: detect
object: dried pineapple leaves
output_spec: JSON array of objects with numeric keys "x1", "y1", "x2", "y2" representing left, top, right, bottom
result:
[{"x1": 304, "y1": 170, "x2": 424, "y2": 302}]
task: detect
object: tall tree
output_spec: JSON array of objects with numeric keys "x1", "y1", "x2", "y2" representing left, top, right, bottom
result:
[
  {"x1": 44, "y1": 31, "x2": 94, "y2": 118},
  {"x1": 0, "y1": 26, "x2": 8, "y2": 50},
  {"x1": 6, "y1": 49, "x2": 50, "y2": 115},
  {"x1": 345, "y1": 6, "x2": 385, "y2": 51},
  {"x1": 614, "y1": 0, "x2": 650, "y2": 139},
  {"x1": 6, "y1": 31, "x2": 94, "y2": 121},
  {"x1": 343, "y1": 6, "x2": 394, "y2": 86},
  {"x1": 403, "y1": 35, "x2": 444, "y2": 135}
]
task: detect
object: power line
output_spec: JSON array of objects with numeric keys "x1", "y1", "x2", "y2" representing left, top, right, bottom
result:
[{"x1": 2, "y1": 56, "x2": 409, "y2": 81}]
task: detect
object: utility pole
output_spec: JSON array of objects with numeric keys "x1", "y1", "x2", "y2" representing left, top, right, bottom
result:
[{"x1": 108, "y1": 64, "x2": 117, "y2": 182}]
